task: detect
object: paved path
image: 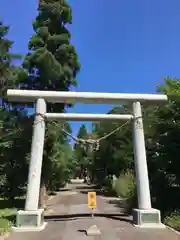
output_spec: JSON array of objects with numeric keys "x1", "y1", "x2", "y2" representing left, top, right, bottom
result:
[{"x1": 7, "y1": 183, "x2": 179, "y2": 240}]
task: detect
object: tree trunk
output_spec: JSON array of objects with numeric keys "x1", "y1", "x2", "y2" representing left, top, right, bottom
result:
[{"x1": 38, "y1": 181, "x2": 48, "y2": 210}]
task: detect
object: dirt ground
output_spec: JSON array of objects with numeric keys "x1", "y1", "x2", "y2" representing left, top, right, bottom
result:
[{"x1": 7, "y1": 183, "x2": 180, "y2": 240}]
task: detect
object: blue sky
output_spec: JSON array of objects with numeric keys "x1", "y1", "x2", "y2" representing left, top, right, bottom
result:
[{"x1": 1, "y1": 0, "x2": 180, "y2": 137}]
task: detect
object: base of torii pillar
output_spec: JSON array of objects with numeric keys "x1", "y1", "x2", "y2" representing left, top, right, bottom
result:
[
  {"x1": 11, "y1": 209, "x2": 47, "y2": 232},
  {"x1": 132, "y1": 208, "x2": 166, "y2": 229}
]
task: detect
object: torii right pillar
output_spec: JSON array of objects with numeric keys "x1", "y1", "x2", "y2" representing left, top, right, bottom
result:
[{"x1": 132, "y1": 101, "x2": 165, "y2": 228}]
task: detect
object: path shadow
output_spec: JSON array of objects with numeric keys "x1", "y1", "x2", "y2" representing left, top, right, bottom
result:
[
  {"x1": 106, "y1": 198, "x2": 134, "y2": 215},
  {"x1": 80, "y1": 189, "x2": 132, "y2": 215},
  {"x1": 44, "y1": 213, "x2": 132, "y2": 223},
  {"x1": 58, "y1": 188, "x2": 70, "y2": 192},
  {"x1": 75, "y1": 185, "x2": 99, "y2": 190},
  {"x1": 107, "y1": 198, "x2": 127, "y2": 208},
  {"x1": 80, "y1": 189, "x2": 115, "y2": 197}
]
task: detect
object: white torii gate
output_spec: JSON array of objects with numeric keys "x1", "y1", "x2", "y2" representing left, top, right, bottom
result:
[{"x1": 7, "y1": 89, "x2": 168, "y2": 232}]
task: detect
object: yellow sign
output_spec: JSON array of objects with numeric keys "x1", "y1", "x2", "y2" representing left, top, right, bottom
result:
[{"x1": 88, "y1": 192, "x2": 97, "y2": 209}]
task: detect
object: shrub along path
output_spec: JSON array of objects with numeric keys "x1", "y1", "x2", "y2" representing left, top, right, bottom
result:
[{"x1": 7, "y1": 183, "x2": 180, "y2": 240}]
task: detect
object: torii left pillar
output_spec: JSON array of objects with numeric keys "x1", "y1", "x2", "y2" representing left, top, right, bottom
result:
[{"x1": 12, "y1": 98, "x2": 47, "y2": 232}]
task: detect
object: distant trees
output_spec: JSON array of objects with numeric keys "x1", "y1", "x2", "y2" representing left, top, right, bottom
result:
[
  {"x1": 0, "y1": 21, "x2": 30, "y2": 202},
  {"x1": 74, "y1": 124, "x2": 88, "y2": 177}
]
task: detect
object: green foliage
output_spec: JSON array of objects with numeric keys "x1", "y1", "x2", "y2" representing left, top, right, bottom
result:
[
  {"x1": 142, "y1": 78, "x2": 180, "y2": 217},
  {"x1": 0, "y1": 21, "x2": 31, "y2": 201},
  {"x1": 0, "y1": 1, "x2": 81, "y2": 206},
  {"x1": 20, "y1": 0, "x2": 81, "y2": 192},
  {"x1": 0, "y1": 207, "x2": 17, "y2": 235},
  {"x1": 157, "y1": 77, "x2": 180, "y2": 96},
  {"x1": 0, "y1": 21, "x2": 22, "y2": 98},
  {"x1": 90, "y1": 107, "x2": 133, "y2": 185},
  {"x1": 21, "y1": 0, "x2": 80, "y2": 113},
  {"x1": 0, "y1": 109, "x2": 31, "y2": 200},
  {"x1": 73, "y1": 124, "x2": 89, "y2": 176},
  {"x1": 164, "y1": 211, "x2": 180, "y2": 231},
  {"x1": 43, "y1": 122, "x2": 75, "y2": 190},
  {"x1": 0, "y1": 218, "x2": 11, "y2": 234},
  {"x1": 114, "y1": 170, "x2": 136, "y2": 199},
  {"x1": 84, "y1": 77, "x2": 180, "y2": 224}
]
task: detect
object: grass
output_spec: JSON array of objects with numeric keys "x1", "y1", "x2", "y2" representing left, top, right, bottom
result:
[
  {"x1": 0, "y1": 197, "x2": 25, "y2": 235},
  {"x1": 164, "y1": 213, "x2": 180, "y2": 232}
]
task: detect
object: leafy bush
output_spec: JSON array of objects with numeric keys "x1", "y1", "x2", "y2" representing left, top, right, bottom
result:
[
  {"x1": 114, "y1": 170, "x2": 136, "y2": 198},
  {"x1": 0, "y1": 208, "x2": 16, "y2": 235},
  {"x1": 0, "y1": 218, "x2": 11, "y2": 235}
]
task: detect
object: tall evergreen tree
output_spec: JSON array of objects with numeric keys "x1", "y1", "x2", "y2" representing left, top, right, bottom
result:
[
  {"x1": 21, "y1": 0, "x2": 80, "y2": 112},
  {"x1": 20, "y1": 0, "x2": 81, "y2": 207}
]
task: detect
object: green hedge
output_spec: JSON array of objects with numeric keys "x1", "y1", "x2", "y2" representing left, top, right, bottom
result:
[{"x1": 114, "y1": 170, "x2": 136, "y2": 198}]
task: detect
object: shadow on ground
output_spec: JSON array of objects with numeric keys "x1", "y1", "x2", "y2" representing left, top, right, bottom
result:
[
  {"x1": 79, "y1": 188, "x2": 133, "y2": 215},
  {"x1": 58, "y1": 187, "x2": 72, "y2": 192},
  {"x1": 75, "y1": 185, "x2": 99, "y2": 190},
  {"x1": 80, "y1": 189, "x2": 116, "y2": 197},
  {"x1": 44, "y1": 213, "x2": 132, "y2": 223}
]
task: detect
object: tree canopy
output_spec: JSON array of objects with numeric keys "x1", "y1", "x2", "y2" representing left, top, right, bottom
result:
[
  {"x1": 82, "y1": 77, "x2": 180, "y2": 218},
  {"x1": 0, "y1": 1, "x2": 81, "y2": 205}
]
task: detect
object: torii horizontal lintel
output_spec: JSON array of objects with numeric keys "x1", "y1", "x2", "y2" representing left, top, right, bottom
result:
[
  {"x1": 7, "y1": 89, "x2": 168, "y2": 104},
  {"x1": 44, "y1": 113, "x2": 134, "y2": 121}
]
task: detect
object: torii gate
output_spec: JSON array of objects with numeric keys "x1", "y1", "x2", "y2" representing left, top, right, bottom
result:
[{"x1": 7, "y1": 89, "x2": 168, "y2": 232}]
